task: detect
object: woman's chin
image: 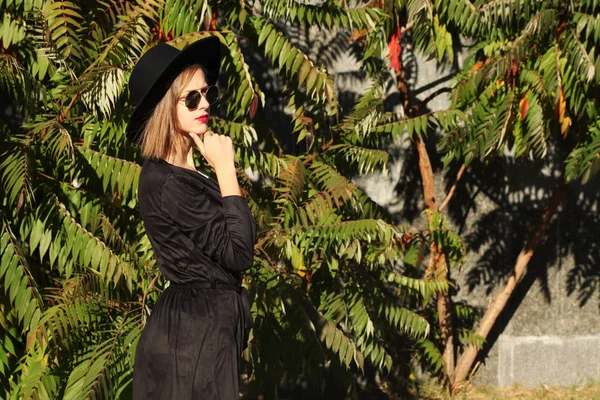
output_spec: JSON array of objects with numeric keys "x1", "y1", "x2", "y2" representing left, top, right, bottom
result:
[{"x1": 184, "y1": 126, "x2": 208, "y2": 136}]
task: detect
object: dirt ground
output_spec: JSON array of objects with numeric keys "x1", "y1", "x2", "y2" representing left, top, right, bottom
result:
[{"x1": 418, "y1": 383, "x2": 600, "y2": 399}]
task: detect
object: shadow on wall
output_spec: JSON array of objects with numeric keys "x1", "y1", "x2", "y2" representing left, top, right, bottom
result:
[
  {"x1": 390, "y1": 117, "x2": 600, "y2": 373},
  {"x1": 562, "y1": 187, "x2": 600, "y2": 307},
  {"x1": 447, "y1": 155, "x2": 599, "y2": 367},
  {"x1": 379, "y1": 47, "x2": 600, "y2": 312},
  {"x1": 442, "y1": 155, "x2": 600, "y2": 309}
]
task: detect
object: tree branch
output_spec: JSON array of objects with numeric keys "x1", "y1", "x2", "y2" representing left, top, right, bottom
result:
[
  {"x1": 419, "y1": 87, "x2": 452, "y2": 110},
  {"x1": 439, "y1": 164, "x2": 466, "y2": 212},
  {"x1": 452, "y1": 174, "x2": 567, "y2": 385}
]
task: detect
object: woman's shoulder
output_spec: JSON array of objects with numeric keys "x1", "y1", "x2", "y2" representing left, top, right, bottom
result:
[
  {"x1": 142, "y1": 159, "x2": 205, "y2": 193},
  {"x1": 139, "y1": 158, "x2": 172, "y2": 189}
]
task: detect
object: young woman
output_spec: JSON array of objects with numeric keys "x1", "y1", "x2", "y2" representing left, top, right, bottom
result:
[{"x1": 126, "y1": 37, "x2": 255, "y2": 399}]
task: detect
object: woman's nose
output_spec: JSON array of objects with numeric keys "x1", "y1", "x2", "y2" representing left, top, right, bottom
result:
[{"x1": 199, "y1": 93, "x2": 210, "y2": 110}]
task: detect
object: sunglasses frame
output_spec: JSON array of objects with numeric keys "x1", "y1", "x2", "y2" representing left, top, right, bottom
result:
[{"x1": 179, "y1": 85, "x2": 220, "y2": 110}]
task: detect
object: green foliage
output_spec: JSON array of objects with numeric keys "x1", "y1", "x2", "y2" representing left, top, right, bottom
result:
[
  {"x1": 433, "y1": 0, "x2": 600, "y2": 183},
  {"x1": 260, "y1": 0, "x2": 385, "y2": 30},
  {"x1": 0, "y1": 0, "x2": 445, "y2": 397},
  {"x1": 10, "y1": 0, "x2": 595, "y2": 395},
  {"x1": 416, "y1": 339, "x2": 445, "y2": 374},
  {"x1": 252, "y1": 16, "x2": 337, "y2": 110},
  {"x1": 0, "y1": 224, "x2": 43, "y2": 333},
  {"x1": 565, "y1": 121, "x2": 600, "y2": 183},
  {"x1": 160, "y1": 0, "x2": 211, "y2": 38}
]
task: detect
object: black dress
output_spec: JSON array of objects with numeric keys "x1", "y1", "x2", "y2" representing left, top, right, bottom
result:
[{"x1": 132, "y1": 158, "x2": 255, "y2": 400}]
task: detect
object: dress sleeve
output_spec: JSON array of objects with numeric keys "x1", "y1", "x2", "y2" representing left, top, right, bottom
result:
[{"x1": 160, "y1": 174, "x2": 256, "y2": 271}]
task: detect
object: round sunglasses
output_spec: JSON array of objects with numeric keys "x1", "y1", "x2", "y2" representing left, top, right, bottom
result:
[{"x1": 179, "y1": 86, "x2": 219, "y2": 110}]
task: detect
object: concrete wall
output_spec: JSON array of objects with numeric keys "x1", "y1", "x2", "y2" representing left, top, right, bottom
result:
[{"x1": 497, "y1": 335, "x2": 600, "y2": 387}]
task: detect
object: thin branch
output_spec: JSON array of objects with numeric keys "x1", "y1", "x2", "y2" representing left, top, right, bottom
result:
[
  {"x1": 58, "y1": 94, "x2": 79, "y2": 122},
  {"x1": 401, "y1": 21, "x2": 414, "y2": 33},
  {"x1": 39, "y1": 172, "x2": 87, "y2": 193},
  {"x1": 142, "y1": 273, "x2": 161, "y2": 312},
  {"x1": 419, "y1": 87, "x2": 452, "y2": 110},
  {"x1": 302, "y1": 137, "x2": 334, "y2": 165},
  {"x1": 439, "y1": 164, "x2": 466, "y2": 212}
]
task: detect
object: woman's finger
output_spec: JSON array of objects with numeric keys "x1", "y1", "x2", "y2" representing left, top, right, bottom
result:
[{"x1": 189, "y1": 132, "x2": 205, "y2": 156}]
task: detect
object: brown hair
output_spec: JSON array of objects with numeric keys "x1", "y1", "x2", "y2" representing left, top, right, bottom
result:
[{"x1": 140, "y1": 64, "x2": 204, "y2": 159}]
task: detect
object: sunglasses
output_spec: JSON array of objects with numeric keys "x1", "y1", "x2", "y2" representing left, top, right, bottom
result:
[{"x1": 179, "y1": 86, "x2": 219, "y2": 110}]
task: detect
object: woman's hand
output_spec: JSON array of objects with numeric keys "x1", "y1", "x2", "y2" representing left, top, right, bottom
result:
[
  {"x1": 189, "y1": 131, "x2": 241, "y2": 197},
  {"x1": 189, "y1": 131, "x2": 235, "y2": 172}
]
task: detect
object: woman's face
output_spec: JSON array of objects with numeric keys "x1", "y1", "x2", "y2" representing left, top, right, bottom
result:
[{"x1": 176, "y1": 68, "x2": 210, "y2": 136}]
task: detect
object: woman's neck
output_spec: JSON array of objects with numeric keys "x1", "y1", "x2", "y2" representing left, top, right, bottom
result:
[{"x1": 166, "y1": 138, "x2": 194, "y2": 170}]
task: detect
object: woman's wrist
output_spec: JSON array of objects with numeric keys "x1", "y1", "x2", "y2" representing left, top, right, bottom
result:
[
  {"x1": 214, "y1": 160, "x2": 236, "y2": 172},
  {"x1": 215, "y1": 165, "x2": 241, "y2": 197}
]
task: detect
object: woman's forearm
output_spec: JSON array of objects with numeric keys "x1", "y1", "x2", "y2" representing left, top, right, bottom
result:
[{"x1": 215, "y1": 165, "x2": 241, "y2": 197}]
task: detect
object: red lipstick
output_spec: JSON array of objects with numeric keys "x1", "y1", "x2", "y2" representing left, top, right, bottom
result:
[{"x1": 196, "y1": 115, "x2": 208, "y2": 123}]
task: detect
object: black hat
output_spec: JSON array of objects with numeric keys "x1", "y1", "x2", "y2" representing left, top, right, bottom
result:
[{"x1": 125, "y1": 36, "x2": 221, "y2": 143}]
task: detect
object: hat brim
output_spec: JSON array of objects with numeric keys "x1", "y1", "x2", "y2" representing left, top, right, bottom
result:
[{"x1": 125, "y1": 37, "x2": 221, "y2": 143}]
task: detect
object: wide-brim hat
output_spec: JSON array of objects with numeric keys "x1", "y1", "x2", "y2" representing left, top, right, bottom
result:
[{"x1": 125, "y1": 36, "x2": 221, "y2": 143}]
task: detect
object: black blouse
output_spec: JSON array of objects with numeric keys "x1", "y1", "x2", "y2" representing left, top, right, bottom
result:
[{"x1": 138, "y1": 158, "x2": 256, "y2": 286}]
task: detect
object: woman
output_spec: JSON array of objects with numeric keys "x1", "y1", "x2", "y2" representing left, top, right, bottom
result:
[{"x1": 127, "y1": 37, "x2": 255, "y2": 399}]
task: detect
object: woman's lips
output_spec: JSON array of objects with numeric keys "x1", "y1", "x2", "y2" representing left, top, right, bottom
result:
[{"x1": 195, "y1": 115, "x2": 208, "y2": 123}]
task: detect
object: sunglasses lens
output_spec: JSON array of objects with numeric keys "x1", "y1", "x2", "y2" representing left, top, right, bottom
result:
[
  {"x1": 185, "y1": 90, "x2": 201, "y2": 110},
  {"x1": 205, "y1": 86, "x2": 219, "y2": 105},
  {"x1": 183, "y1": 87, "x2": 219, "y2": 110}
]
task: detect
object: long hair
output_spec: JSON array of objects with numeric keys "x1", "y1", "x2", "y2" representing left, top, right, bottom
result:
[{"x1": 140, "y1": 64, "x2": 204, "y2": 159}]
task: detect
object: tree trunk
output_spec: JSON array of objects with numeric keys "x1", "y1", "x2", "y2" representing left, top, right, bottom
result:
[
  {"x1": 452, "y1": 175, "x2": 567, "y2": 385},
  {"x1": 415, "y1": 136, "x2": 455, "y2": 379},
  {"x1": 392, "y1": 21, "x2": 456, "y2": 378}
]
